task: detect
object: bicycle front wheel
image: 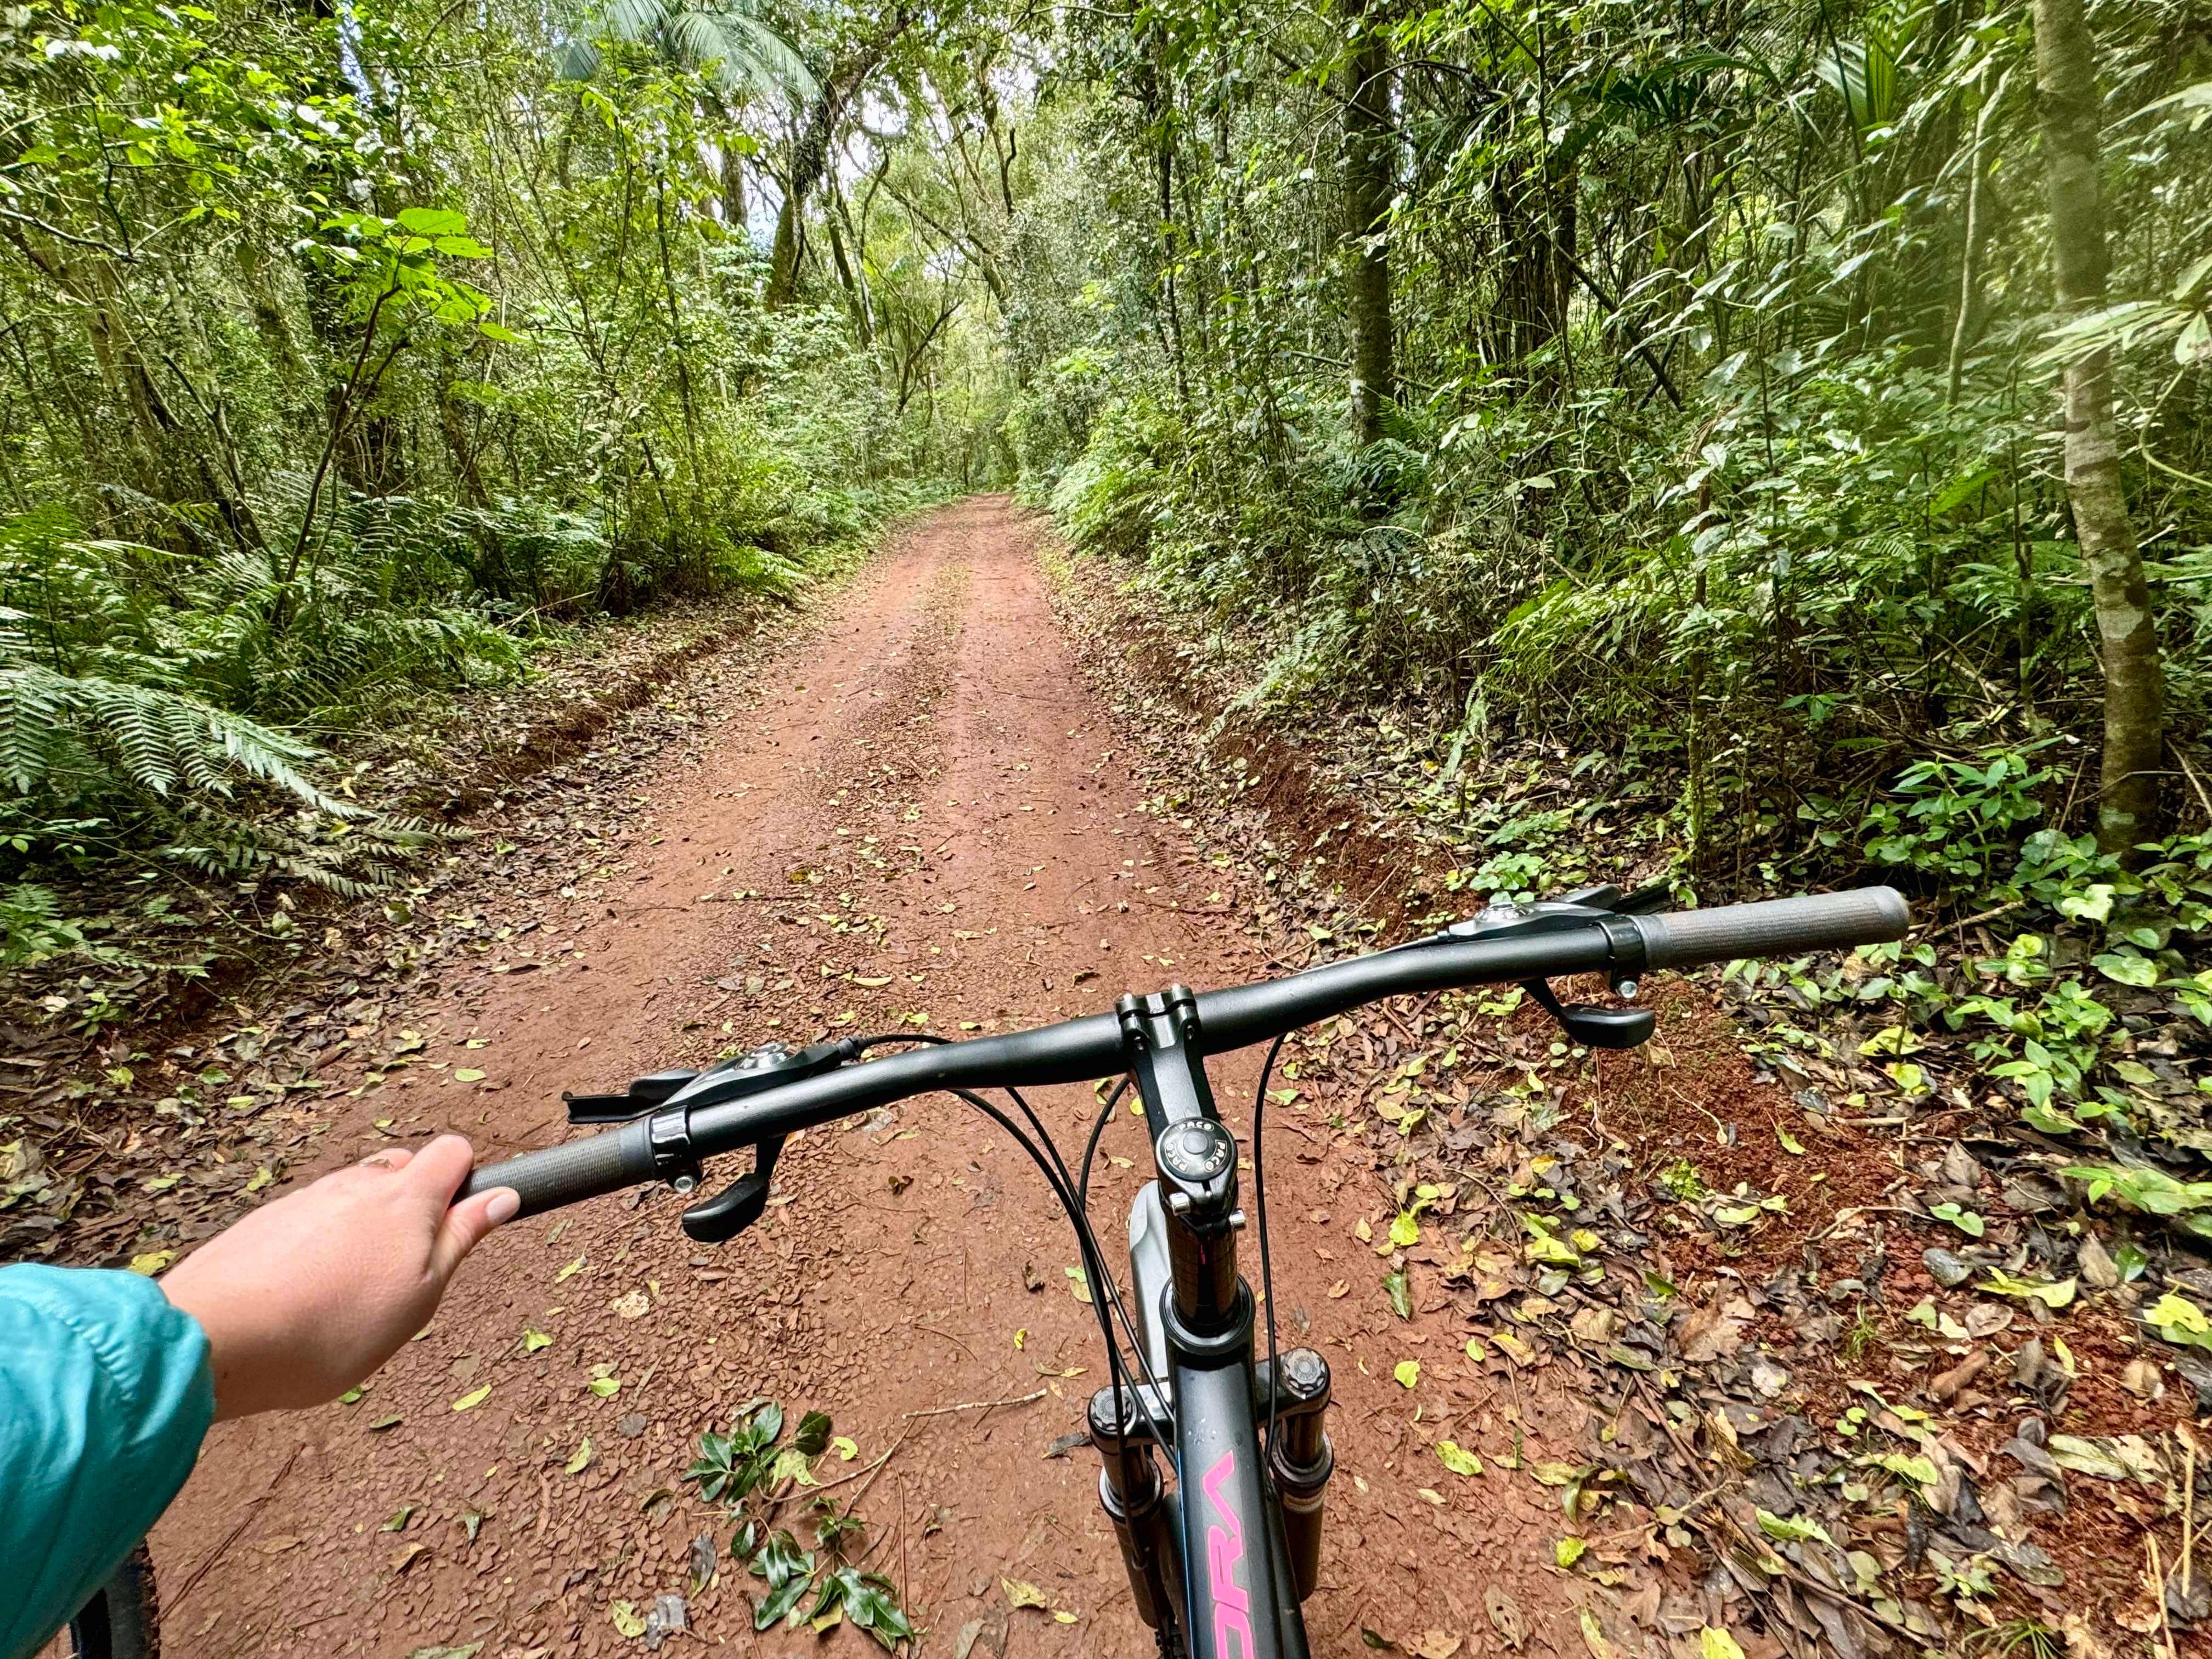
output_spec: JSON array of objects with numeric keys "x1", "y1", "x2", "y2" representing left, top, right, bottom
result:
[{"x1": 63, "y1": 1543, "x2": 161, "y2": 1659}]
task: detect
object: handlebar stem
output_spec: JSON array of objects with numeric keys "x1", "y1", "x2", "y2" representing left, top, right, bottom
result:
[{"x1": 1119, "y1": 987, "x2": 1243, "y2": 1334}]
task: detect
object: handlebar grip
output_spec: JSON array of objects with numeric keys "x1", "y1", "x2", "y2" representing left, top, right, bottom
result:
[
  {"x1": 458, "y1": 1119, "x2": 657, "y2": 1218},
  {"x1": 1627, "y1": 885, "x2": 1910, "y2": 971}
]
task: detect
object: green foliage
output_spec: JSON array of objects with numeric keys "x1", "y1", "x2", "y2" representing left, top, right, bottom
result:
[
  {"x1": 686, "y1": 1401, "x2": 912, "y2": 1648},
  {"x1": 1861, "y1": 752, "x2": 2058, "y2": 887}
]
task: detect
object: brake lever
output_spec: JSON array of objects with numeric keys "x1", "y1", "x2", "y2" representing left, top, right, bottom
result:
[
  {"x1": 1519, "y1": 977, "x2": 1654, "y2": 1050},
  {"x1": 681, "y1": 1136, "x2": 787, "y2": 1242},
  {"x1": 640, "y1": 1036, "x2": 859, "y2": 1245},
  {"x1": 1432, "y1": 890, "x2": 1657, "y2": 1045}
]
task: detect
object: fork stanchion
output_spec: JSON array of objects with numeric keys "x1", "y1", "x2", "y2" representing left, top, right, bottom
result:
[
  {"x1": 1263, "y1": 1347, "x2": 1334, "y2": 1602},
  {"x1": 1090, "y1": 1386, "x2": 1183, "y2": 1632}
]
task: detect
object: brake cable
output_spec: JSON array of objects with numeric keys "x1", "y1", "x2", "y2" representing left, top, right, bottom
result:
[
  {"x1": 1252, "y1": 1030, "x2": 1289, "y2": 1463},
  {"x1": 1077, "y1": 1077, "x2": 1131, "y2": 1215},
  {"x1": 854, "y1": 1034, "x2": 1171, "y2": 1449}
]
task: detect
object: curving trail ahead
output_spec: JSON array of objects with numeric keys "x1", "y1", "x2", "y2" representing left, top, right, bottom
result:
[{"x1": 154, "y1": 498, "x2": 1572, "y2": 1659}]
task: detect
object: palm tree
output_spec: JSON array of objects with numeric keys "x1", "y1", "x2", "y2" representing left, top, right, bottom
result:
[{"x1": 557, "y1": 0, "x2": 816, "y2": 103}]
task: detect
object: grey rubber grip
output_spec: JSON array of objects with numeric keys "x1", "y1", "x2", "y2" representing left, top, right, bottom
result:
[
  {"x1": 1629, "y1": 886, "x2": 1910, "y2": 970},
  {"x1": 458, "y1": 1118, "x2": 657, "y2": 1217}
]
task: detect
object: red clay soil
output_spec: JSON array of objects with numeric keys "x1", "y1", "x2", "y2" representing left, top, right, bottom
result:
[{"x1": 145, "y1": 500, "x2": 1585, "y2": 1659}]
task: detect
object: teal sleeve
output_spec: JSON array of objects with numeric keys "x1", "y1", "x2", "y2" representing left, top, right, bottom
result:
[{"x1": 0, "y1": 1263, "x2": 215, "y2": 1659}]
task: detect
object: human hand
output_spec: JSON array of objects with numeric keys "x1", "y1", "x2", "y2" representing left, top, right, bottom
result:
[{"x1": 159, "y1": 1135, "x2": 518, "y2": 1420}]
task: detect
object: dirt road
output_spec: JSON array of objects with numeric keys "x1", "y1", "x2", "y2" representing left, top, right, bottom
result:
[{"x1": 154, "y1": 499, "x2": 1574, "y2": 1658}]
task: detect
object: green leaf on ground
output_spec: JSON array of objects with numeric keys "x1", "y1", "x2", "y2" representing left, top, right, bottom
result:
[{"x1": 1435, "y1": 1440, "x2": 1482, "y2": 1476}]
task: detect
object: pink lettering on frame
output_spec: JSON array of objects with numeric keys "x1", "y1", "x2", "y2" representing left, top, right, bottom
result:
[{"x1": 1201, "y1": 1450, "x2": 1256, "y2": 1659}]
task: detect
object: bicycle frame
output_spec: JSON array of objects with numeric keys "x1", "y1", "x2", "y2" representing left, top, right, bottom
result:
[{"x1": 1088, "y1": 986, "x2": 1333, "y2": 1659}]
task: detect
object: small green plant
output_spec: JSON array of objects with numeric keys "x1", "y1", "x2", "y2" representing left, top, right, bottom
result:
[
  {"x1": 1861, "y1": 750, "x2": 2056, "y2": 885},
  {"x1": 1929, "y1": 1201, "x2": 1985, "y2": 1238},
  {"x1": 2064, "y1": 1163, "x2": 2212, "y2": 1242},
  {"x1": 1841, "y1": 1305, "x2": 1882, "y2": 1364},
  {"x1": 683, "y1": 1401, "x2": 914, "y2": 1648},
  {"x1": 1656, "y1": 1158, "x2": 1707, "y2": 1201},
  {"x1": 1963, "y1": 1617, "x2": 2062, "y2": 1659}
]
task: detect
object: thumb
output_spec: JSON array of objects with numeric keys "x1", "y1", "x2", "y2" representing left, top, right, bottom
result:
[{"x1": 432, "y1": 1183, "x2": 520, "y2": 1282}]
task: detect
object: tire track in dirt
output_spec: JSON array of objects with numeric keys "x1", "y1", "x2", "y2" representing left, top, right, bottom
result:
[{"x1": 153, "y1": 498, "x2": 1578, "y2": 1659}]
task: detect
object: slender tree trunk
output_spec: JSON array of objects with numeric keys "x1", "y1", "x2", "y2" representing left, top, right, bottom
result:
[
  {"x1": 720, "y1": 145, "x2": 748, "y2": 240},
  {"x1": 1340, "y1": 15, "x2": 1394, "y2": 444},
  {"x1": 1946, "y1": 76, "x2": 2000, "y2": 404},
  {"x1": 2035, "y1": 0, "x2": 2164, "y2": 851}
]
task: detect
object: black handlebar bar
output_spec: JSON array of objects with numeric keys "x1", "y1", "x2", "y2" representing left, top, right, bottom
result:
[{"x1": 459, "y1": 885, "x2": 1909, "y2": 1217}]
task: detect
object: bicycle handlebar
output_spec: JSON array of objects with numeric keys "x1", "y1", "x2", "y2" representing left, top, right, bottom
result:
[
  {"x1": 1625, "y1": 885, "x2": 1910, "y2": 970},
  {"x1": 459, "y1": 885, "x2": 1908, "y2": 1217}
]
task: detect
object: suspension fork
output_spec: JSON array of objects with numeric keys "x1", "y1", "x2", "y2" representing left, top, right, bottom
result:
[{"x1": 1089, "y1": 985, "x2": 1338, "y2": 1643}]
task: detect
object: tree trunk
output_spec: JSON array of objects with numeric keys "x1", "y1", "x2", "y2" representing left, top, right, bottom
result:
[
  {"x1": 2035, "y1": 0, "x2": 2164, "y2": 852},
  {"x1": 1491, "y1": 160, "x2": 1568, "y2": 380},
  {"x1": 766, "y1": 9, "x2": 913, "y2": 307},
  {"x1": 1340, "y1": 18, "x2": 1394, "y2": 444},
  {"x1": 720, "y1": 144, "x2": 748, "y2": 240}
]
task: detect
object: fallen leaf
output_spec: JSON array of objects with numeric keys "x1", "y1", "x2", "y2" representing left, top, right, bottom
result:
[
  {"x1": 390, "y1": 1540, "x2": 428, "y2": 1574},
  {"x1": 610, "y1": 1289, "x2": 651, "y2": 1320},
  {"x1": 1675, "y1": 1295, "x2": 1752, "y2": 1362},
  {"x1": 2047, "y1": 1432, "x2": 2168, "y2": 1483},
  {"x1": 1435, "y1": 1441, "x2": 1482, "y2": 1477},
  {"x1": 1394, "y1": 1359, "x2": 1420, "y2": 1389},
  {"x1": 452, "y1": 1385, "x2": 491, "y2": 1411},
  {"x1": 1700, "y1": 1630, "x2": 1747, "y2": 1659},
  {"x1": 555, "y1": 1254, "x2": 585, "y2": 1283},
  {"x1": 1002, "y1": 1577, "x2": 1048, "y2": 1610},
  {"x1": 1485, "y1": 1585, "x2": 1526, "y2": 1650},
  {"x1": 1555, "y1": 1537, "x2": 1586, "y2": 1568},
  {"x1": 1756, "y1": 1508, "x2": 1834, "y2": 1547},
  {"x1": 522, "y1": 1327, "x2": 553, "y2": 1353},
  {"x1": 610, "y1": 1600, "x2": 646, "y2": 1639},
  {"x1": 127, "y1": 1251, "x2": 176, "y2": 1276},
  {"x1": 454, "y1": 1069, "x2": 486, "y2": 1083},
  {"x1": 566, "y1": 1437, "x2": 594, "y2": 1474}
]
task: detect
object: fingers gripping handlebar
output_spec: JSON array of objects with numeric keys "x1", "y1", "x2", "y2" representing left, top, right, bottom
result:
[{"x1": 459, "y1": 885, "x2": 1910, "y2": 1218}]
